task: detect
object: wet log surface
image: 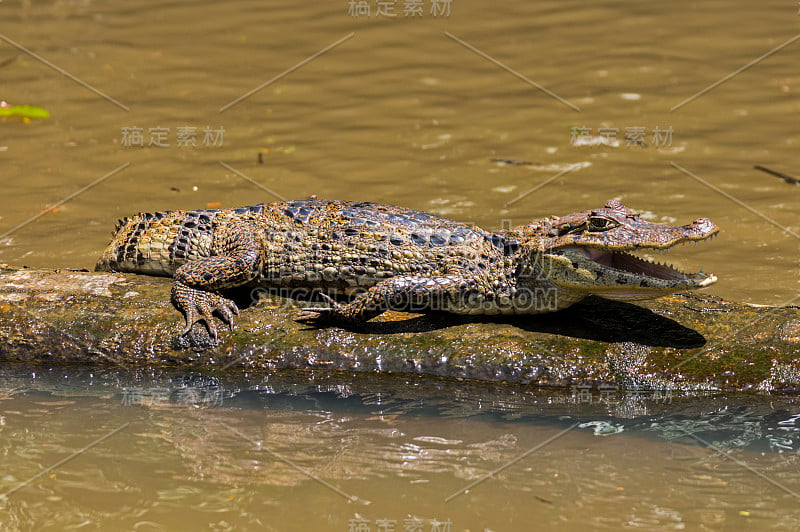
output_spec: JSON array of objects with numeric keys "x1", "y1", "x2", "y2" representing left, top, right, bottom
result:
[{"x1": 1, "y1": 266, "x2": 799, "y2": 391}]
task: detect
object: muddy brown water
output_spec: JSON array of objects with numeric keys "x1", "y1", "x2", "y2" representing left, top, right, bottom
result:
[
  {"x1": 3, "y1": 368, "x2": 800, "y2": 531},
  {"x1": 1, "y1": 0, "x2": 800, "y2": 530}
]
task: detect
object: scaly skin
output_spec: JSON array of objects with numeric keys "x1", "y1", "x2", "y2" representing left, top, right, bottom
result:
[{"x1": 96, "y1": 199, "x2": 719, "y2": 340}]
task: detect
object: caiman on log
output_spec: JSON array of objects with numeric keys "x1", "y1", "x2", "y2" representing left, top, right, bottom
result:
[{"x1": 96, "y1": 199, "x2": 719, "y2": 341}]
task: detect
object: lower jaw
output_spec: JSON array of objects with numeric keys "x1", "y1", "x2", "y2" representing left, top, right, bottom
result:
[
  {"x1": 588, "y1": 288, "x2": 683, "y2": 302},
  {"x1": 554, "y1": 282, "x2": 702, "y2": 301}
]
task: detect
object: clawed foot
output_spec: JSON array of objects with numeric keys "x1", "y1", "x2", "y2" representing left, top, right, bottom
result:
[
  {"x1": 172, "y1": 282, "x2": 239, "y2": 343},
  {"x1": 294, "y1": 292, "x2": 342, "y2": 326}
]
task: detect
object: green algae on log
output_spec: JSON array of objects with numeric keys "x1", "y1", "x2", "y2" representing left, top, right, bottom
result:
[{"x1": 0, "y1": 266, "x2": 798, "y2": 391}]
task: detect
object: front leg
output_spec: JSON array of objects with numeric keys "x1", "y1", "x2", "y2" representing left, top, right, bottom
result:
[
  {"x1": 295, "y1": 275, "x2": 474, "y2": 326},
  {"x1": 172, "y1": 221, "x2": 262, "y2": 341}
]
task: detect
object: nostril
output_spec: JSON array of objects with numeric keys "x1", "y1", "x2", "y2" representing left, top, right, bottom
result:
[{"x1": 690, "y1": 218, "x2": 719, "y2": 234}]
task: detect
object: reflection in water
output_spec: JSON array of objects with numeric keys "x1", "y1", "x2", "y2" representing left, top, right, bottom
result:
[{"x1": 1, "y1": 366, "x2": 799, "y2": 530}]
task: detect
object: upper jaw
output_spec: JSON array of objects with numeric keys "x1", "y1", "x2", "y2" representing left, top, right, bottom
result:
[
  {"x1": 529, "y1": 215, "x2": 720, "y2": 254},
  {"x1": 569, "y1": 217, "x2": 720, "y2": 251}
]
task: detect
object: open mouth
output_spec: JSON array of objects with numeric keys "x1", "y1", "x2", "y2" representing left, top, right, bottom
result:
[{"x1": 567, "y1": 245, "x2": 717, "y2": 287}]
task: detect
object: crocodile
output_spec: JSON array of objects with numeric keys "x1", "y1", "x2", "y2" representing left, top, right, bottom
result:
[{"x1": 96, "y1": 199, "x2": 719, "y2": 340}]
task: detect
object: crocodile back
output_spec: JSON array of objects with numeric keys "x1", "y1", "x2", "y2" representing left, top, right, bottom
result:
[{"x1": 96, "y1": 200, "x2": 510, "y2": 290}]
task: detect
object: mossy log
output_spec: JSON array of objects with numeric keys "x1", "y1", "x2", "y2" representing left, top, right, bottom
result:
[{"x1": 1, "y1": 266, "x2": 798, "y2": 391}]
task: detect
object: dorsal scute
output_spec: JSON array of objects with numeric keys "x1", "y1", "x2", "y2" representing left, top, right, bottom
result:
[{"x1": 114, "y1": 217, "x2": 129, "y2": 233}]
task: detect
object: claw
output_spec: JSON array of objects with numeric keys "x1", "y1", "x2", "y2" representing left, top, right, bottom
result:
[
  {"x1": 295, "y1": 306, "x2": 336, "y2": 325},
  {"x1": 181, "y1": 312, "x2": 219, "y2": 343},
  {"x1": 180, "y1": 312, "x2": 197, "y2": 336},
  {"x1": 203, "y1": 319, "x2": 219, "y2": 344},
  {"x1": 216, "y1": 300, "x2": 238, "y2": 330},
  {"x1": 217, "y1": 307, "x2": 234, "y2": 330},
  {"x1": 172, "y1": 282, "x2": 238, "y2": 342},
  {"x1": 317, "y1": 292, "x2": 337, "y2": 305},
  {"x1": 294, "y1": 292, "x2": 349, "y2": 326}
]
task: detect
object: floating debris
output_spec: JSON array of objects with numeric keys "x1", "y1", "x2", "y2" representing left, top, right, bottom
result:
[
  {"x1": 0, "y1": 101, "x2": 49, "y2": 120},
  {"x1": 579, "y1": 421, "x2": 625, "y2": 436},
  {"x1": 754, "y1": 164, "x2": 800, "y2": 185},
  {"x1": 490, "y1": 158, "x2": 536, "y2": 166},
  {"x1": 491, "y1": 185, "x2": 517, "y2": 194}
]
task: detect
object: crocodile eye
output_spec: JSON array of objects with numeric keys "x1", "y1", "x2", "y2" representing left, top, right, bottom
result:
[{"x1": 587, "y1": 216, "x2": 619, "y2": 232}]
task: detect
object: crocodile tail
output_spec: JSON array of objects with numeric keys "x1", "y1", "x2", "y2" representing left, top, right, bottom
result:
[
  {"x1": 114, "y1": 217, "x2": 130, "y2": 234},
  {"x1": 95, "y1": 210, "x2": 215, "y2": 276}
]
